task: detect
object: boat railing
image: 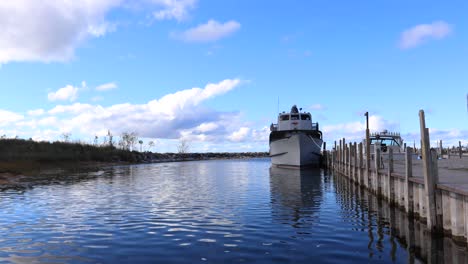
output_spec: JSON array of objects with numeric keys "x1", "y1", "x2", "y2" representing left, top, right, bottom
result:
[
  {"x1": 270, "y1": 123, "x2": 278, "y2": 132},
  {"x1": 312, "y1": 123, "x2": 319, "y2": 131},
  {"x1": 370, "y1": 131, "x2": 401, "y2": 137}
]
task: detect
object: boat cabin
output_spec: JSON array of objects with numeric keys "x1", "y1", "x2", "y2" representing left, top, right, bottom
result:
[
  {"x1": 364, "y1": 130, "x2": 404, "y2": 153},
  {"x1": 270, "y1": 105, "x2": 319, "y2": 132}
]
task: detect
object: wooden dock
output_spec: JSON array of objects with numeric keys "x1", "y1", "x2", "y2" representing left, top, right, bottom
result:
[{"x1": 325, "y1": 110, "x2": 468, "y2": 246}]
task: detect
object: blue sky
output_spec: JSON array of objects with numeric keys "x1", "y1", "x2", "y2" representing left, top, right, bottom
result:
[{"x1": 0, "y1": 0, "x2": 467, "y2": 152}]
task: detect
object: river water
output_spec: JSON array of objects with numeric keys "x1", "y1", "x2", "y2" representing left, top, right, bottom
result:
[{"x1": 0, "y1": 158, "x2": 466, "y2": 263}]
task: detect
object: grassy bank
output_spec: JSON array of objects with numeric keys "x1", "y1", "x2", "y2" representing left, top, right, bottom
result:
[{"x1": 0, "y1": 138, "x2": 268, "y2": 176}]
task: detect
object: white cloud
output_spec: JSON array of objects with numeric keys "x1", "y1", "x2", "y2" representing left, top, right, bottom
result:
[
  {"x1": 399, "y1": 21, "x2": 452, "y2": 49},
  {"x1": 48, "y1": 85, "x2": 80, "y2": 102},
  {"x1": 26, "y1": 79, "x2": 242, "y2": 142},
  {"x1": 310, "y1": 104, "x2": 325, "y2": 111},
  {"x1": 195, "y1": 122, "x2": 219, "y2": 133},
  {"x1": 96, "y1": 82, "x2": 118, "y2": 91},
  {"x1": 0, "y1": 0, "x2": 199, "y2": 64},
  {"x1": 0, "y1": 110, "x2": 24, "y2": 126},
  {"x1": 151, "y1": 0, "x2": 197, "y2": 21},
  {"x1": 0, "y1": 79, "x2": 274, "y2": 151},
  {"x1": 48, "y1": 103, "x2": 96, "y2": 115},
  {"x1": 92, "y1": 96, "x2": 104, "y2": 102},
  {"x1": 0, "y1": 0, "x2": 121, "y2": 64},
  {"x1": 172, "y1": 20, "x2": 241, "y2": 43},
  {"x1": 228, "y1": 127, "x2": 251, "y2": 142},
  {"x1": 27, "y1": 109, "x2": 45, "y2": 116}
]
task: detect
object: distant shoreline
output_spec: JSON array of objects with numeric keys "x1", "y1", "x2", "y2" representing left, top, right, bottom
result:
[
  {"x1": 0, "y1": 154, "x2": 269, "y2": 186},
  {"x1": 0, "y1": 138, "x2": 268, "y2": 184}
]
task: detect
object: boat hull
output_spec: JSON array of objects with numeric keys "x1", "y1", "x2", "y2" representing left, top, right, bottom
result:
[{"x1": 269, "y1": 131, "x2": 323, "y2": 167}]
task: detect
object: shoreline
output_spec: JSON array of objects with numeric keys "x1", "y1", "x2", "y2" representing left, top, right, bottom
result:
[{"x1": 0, "y1": 152, "x2": 269, "y2": 185}]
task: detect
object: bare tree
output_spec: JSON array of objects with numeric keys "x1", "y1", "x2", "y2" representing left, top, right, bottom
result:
[
  {"x1": 107, "y1": 130, "x2": 114, "y2": 147},
  {"x1": 139, "y1": 140, "x2": 143, "y2": 152},
  {"x1": 177, "y1": 139, "x2": 190, "y2": 154},
  {"x1": 61, "y1": 132, "x2": 71, "y2": 142},
  {"x1": 148, "y1": 141, "x2": 155, "y2": 152},
  {"x1": 120, "y1": 132, "x2": 138, "y2": 151}
]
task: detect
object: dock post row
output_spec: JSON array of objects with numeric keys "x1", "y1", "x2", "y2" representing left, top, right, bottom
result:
[{"x1": 324, "y1": 110, "x2": 468, "y2": 245}]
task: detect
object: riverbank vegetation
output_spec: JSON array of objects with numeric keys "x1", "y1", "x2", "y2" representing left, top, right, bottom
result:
[{"x1": 0, "y1": 137, "x2": 268, "y2": 175}]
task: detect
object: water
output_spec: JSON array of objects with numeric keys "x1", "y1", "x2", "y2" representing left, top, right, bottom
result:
[{"x1": 0, "y1": 158, "x2": 466, "y2": 263}]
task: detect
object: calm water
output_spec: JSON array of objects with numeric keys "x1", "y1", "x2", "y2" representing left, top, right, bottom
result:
[{"x1": 0, "y1": 158, "x2": 466, "y2": 263}]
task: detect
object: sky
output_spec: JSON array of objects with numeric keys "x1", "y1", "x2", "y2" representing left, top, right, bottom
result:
[{"x1": 0, "y1": 0, "x2": 467, "y2": 152}]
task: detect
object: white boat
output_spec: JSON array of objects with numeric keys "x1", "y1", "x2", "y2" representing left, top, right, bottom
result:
[
  {"x1": 269, "y1": 105, "x2": 323, "y2": 167},
  {"x1": 364, "y1": 130, "x2": 404, "y2": 154}
]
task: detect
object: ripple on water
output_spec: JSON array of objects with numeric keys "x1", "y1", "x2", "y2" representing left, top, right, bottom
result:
[{"x1": 0, "y1": 160, "x2": 453, "y2": 263}]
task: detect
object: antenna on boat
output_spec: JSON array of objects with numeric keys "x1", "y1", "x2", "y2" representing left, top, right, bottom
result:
[{"x1": 277, "y1": 96, "x2": 280, "y2": 114}]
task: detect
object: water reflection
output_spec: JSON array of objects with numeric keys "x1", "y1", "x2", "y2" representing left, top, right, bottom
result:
[
  {"x1": 333, "y1": 174, "x2": 468, "y2": 263},
  {"x1": 1, "y1": 159, "x2": 467, "y2": 263},
  {"x1": 269, "y1": 167, "x2": 323, "y2": 228}
]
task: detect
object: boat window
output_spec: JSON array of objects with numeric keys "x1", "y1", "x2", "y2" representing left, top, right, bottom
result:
[
  {"x1": 301, "y1": 114, "x2": 310, "y2": 120},
  {"x1": 280, "y1": 115, "x2": 289, "y2": 121},
  {"x1": 291, "y1": 115, "x2": 299, "y2": 120},
  {"x1": 370, "y1": 138, "x2": 400, "y2": 146}
]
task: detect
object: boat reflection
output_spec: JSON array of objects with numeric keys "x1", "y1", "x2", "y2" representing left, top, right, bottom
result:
[{"x1": 269, "y1": 166, "x2": 324, "y2": 228}]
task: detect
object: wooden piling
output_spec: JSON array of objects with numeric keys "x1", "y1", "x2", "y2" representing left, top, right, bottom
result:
[
  {"x1": 358, "y1": 143, "x2": 363, "y2": 185},
  {"x1": 339, "y1": 139, "x2": 343, "y2": 173},
  {"x1": 347, "y1": 144, "x2": 351, "y2": 179},
  {"x1": 439, "y1": 140, "x2": 443, "y2": 158},
  {"x1": 366, "y1": 124, "x2": 371, "y2": 190},
  {"x1": 374, "y1": 144, "x2": 381, "y2": 195},
  {"x1": 431, "y1": 149, "x2": 443, "y2": 231},
  {"x1": 459, "y1": 141, "x2": 462, "y2": 159},
  {"x1": 334, "y1": 141, "x2": 337, "y2": 169},
  {"x1": 405, "y1": 147, "x2": 414, "y2": 215},
  {"x1": 387, "y1": 148, "x2": 394, "y2": 202},
  {"x1": 344, "y1": 142, "x2": 348, "y2": 176},
  {"x1": 419, "y1": 110, "x2": 438, "y2": 231},
  {"x1": 322, "y1": 142, "x2": 327, "y2": 167},
  {"x1": 353, "y1": 142, "x2": 357, "y2": 183}
]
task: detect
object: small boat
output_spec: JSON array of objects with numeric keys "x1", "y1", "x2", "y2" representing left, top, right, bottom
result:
[
  {"x1": 364, "y1": 130, "x2": 404, "y2": 154},
  {"x1": 269, "y1": 105, "x2": 323, "y2": 167}
]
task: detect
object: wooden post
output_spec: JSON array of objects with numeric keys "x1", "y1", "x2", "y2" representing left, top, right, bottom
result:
[
  {"x1": 345, "y1": 143, "x2": 349, "y2": 178},
  {"x1": 366, "y1": 131, "x2": 371, "y2": 189},
  {"x1": 387, "y1": 148, "x2": 394, "y2": 202},
  {"x1": 353, "y1": 142, "x2": 357, "y2": 182},
  {"x1": 374, "y1": 144, "x2": 381, "y2": 194},
  {"x1": 358, "y1": 142, "x2": 363, "y2": 186},
  {"x1": 323, "y1": 142, "x2": 327, "y2": 168},
  {"x1": 365, "y1": 112, "x2": 371, "y2": 190},
  {"x1": 405, "y1": 147, "x2": 413, "y2": 215},
  {"x1": 330, "y1": 150, "x2": 334, "y2": 170},
  {"x1": 334, "y1": 141, "x2": 337, "y2": 169},
  {"x1": 439, "y1": 140, "x2": 443, "y2": 158},
  {"x1": 339, "y1": 139, "x2": 342, "y2": 173},
  {"x1": 347, "y1": 143, "x2": 351, "y2": 178},
  {"x1": 459, "y1": 141, "x2": 462, "y2": 159},
  {"x1": 345, "y1": 143, "x2": 348, "y2": 177},
  {"x1": 343, "y1": 140, "x2": 346, "y2": 174},
  {"x1": 431, "y1": 149, "x2": 442, "y2": 231},
  {"x1": 419, "y1": 110, "x2": 437, "y2": 231}
]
